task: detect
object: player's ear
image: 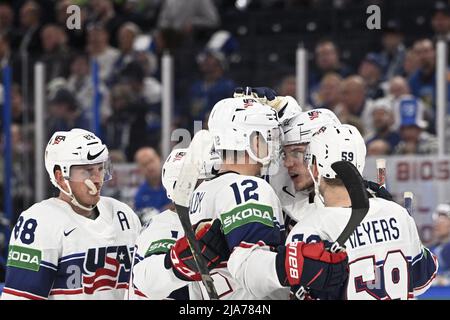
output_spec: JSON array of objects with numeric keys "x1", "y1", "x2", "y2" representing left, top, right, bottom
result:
[
  {"x1": 54, "y1": 166, "x2": 69, "y2": 191},
  {"x1": 312, "y1": 163, "x2": 319, "y2": 179}
]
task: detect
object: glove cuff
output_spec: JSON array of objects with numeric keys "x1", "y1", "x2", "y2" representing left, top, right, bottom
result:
[{"x1": 165, "y1": 249, "x2": 201, "y2": 282}]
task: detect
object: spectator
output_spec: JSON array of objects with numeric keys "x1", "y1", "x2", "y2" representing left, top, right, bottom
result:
[
  {"x1": 122, "y1": 59, "x2": 161, "y2": 103},
  {"x1": 366, "y1": 139, "x2": 391, "y2": 156},
  {"x1": 102, "y1": 81, "x2": 155, "y2": 161},
  {"x1": 430, "y1": 203, "x2": 450, "y2": 283},
  {"x1": 102, "y1": 83, "x2": 133, "y2": 159},
  {"x1": 0, "y1": 32, "x2": 22, "y2": 83},
  {"x1": 134, "y1": 147, "x2": 171, "y2": 213},
  {"x1": 313, "y1": 72, "x2": 342, "y2": 110},
  {"x1": 334, "y1": 75, "x2": 371, "y2": 137},
  {"x1": 409, "y1": 38, "x2": 450, "y2": 134},
  {"x1": 277, "y1": 75, "x2": 296, "y2": 97},
  {"x1": 46, "y1": 88, "x2": 90, "y2": 137},
  {"x1": 393, "y1": 95, "x2": 438, "y2": 155},
  {"x1": 388, "y1": 76, "x2": 410, "y2": 100},
  {"x1": 119, "y1": 61, "x2": 162, "y2": 143},
  {"x1": 108, "y1": 22, "x2": 157, "y2": 87},
  {"x1": 358, "y1": 53, "x2": 385, "y2": 100},
  {"x1": 119, "y1": 0, "x2": 153, "y2": 31},
  {"x1": 66, "y1": 53, "x2": 111, "y2": 122},
  {"x1": 365, "y1": 98, "x2": 400, "y2": 152},
  {"x1": 402, "y1": 49, "x2": 420, "y2": 79},
  {"x1": 157, "y1": 0, "x2": 220, "y2": 45},
  {"x1": 0, "y1": 3, "x2": 14, "y2": 35},
  {"x1": 309, "y1": 39, "x2": 352, "y2": 102},
  {"x1": 40, "y1": 24, "x2": 72, "y2": 81},
  {"x1": 431, "y1": 1, "x2": 450, "y2": 41},
  {"x1": 86, "y1": 24, "x2": 120, "y2": 82},
  {"x1": 186, "y1": 33, "x2": 236, "y2": 131},
  {"x1": 117, "y1": 22, "x2": 141, "y2": 67},
  {"x1": 378, "y1": 19, "x2": 406, "y2": 81},
  {"x1": 18, "y1": 0, "x2": 43, "y2": 56}
]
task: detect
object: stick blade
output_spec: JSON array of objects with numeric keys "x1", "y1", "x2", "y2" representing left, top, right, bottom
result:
[
  {"x1": 331, "y1": 161, "x2": 370, "y2": 246},
  {"x1": 172, "y1": 130, "x2": 214, "y2": 207}
]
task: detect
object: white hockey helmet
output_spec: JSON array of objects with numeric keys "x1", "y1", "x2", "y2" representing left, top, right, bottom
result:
[
  {"x1": 45, "y1": 128, "x2": 111, "y2": 211},
  {"x1": 162, "y1": 147, "x2": 222, "y2": 200},
  {"x1": 45, "y1": 128, "x2": 111, "y2": 187},
  {"x1": 282, "y1": 108, "x2": 341, "y2": 146},
  {"x1": 208, "y1": 97, "x2": 282, "y2": 166},
  {"x1": 305, "y1": 124, "x2": 366, "y2": 180}
]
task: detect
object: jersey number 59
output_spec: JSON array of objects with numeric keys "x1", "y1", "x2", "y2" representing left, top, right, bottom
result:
[{"x1": 348, "y1": 250, "x2": 409, "y2": 300}]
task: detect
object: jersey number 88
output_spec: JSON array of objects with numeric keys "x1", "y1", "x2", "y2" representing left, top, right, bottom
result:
[{"x1": 14, "y1": 216, "x2": 38, "y2": 245}]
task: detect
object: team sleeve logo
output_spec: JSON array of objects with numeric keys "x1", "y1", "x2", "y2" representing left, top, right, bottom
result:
[
  {"x1": 7, "y1": 245, "x2": 42, "y2": 271},
  {"x1": 145, "y1": 239, "x2": 176, "y2": 257},
  {"x1": 220, "y1": 203, "x2": 274, "y2": 235}
]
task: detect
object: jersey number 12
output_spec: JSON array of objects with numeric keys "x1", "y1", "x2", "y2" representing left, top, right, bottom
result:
[{"x1": 230, "y1": 180, "x2": 259, "y2": 205}]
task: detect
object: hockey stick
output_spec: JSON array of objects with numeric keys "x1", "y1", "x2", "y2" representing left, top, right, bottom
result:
[
  {"x1": 404, "y1": 191, "x2": 414, "y2": 216},
  {"x1": 376, "y1": 158, "x2": 386, "y2": 188},
  {"x1": 172, "y1": 130, "x2": 219, "y2": 300},
  {"x1": 329, "y1": 161, "x2": 370, "y2": 252}
]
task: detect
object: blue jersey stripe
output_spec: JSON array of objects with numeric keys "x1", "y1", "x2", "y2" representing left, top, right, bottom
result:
[
  {"x1": 4, "y1": 265, "x2": 56, "y2": 298},
  {"x1": 59, "y1": 252, "x2": 85, "y2": 262},
  {"x1": 225, "y1": 221, "x2": 282, "y2": 249},
  {"x1": 40, "y1": 261, "x2": 58, "y2": 270}
]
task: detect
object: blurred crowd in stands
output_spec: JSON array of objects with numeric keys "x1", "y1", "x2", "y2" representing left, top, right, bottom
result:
[{"x1": 0, "y1": 0, "x2": 450, "y2": 282}]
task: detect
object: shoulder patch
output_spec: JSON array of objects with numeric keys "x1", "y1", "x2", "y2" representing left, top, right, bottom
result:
[
  {"x1": 7, "y1": 245, "x2": 42, "y2": 271},
  {"x1": 220, "y1": 203, "x2": 274, "y2": 235}
]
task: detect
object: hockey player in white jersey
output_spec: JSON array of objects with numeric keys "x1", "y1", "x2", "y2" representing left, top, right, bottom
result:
[
  {"x1": 2, "y1": 129, "x2": 141, "y2": 300},
  {"x1": 237, "y1": 87, "x2": 393, "y2": 225},
  {"x1": 159, "y1": 96, "x2": 349, "y2": 299},
  {"x1": 228, "y1": 123, "x2": 437, "y2": 299},
  {"x1": 279, "y1": 108, "x2": 341, "y2": 223},
  {"x1": 286, "y1": 124, "x2": 438, "y2": 299},
  {"x1": 233, "y1": 87, "x2": 340, "y2": 222},
  {"x1": 129, "y1": 147, "x2": 224, "y2": 299}
]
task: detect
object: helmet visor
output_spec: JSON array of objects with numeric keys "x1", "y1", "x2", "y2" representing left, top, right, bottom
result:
[{"x1": 68, "y1": 159, "x2": 113, "y2": 183}]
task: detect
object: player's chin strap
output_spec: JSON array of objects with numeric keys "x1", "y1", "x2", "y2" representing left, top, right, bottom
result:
[
  {"x1": 307, "y1": 166, "x2": 325, "y2": 205},
  {"x1": 58, "y1": 179, "x2": 99, "y2": 212}
]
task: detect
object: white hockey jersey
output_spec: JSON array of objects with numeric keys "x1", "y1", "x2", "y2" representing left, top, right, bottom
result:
[
  {"x1": 1, "y1": 197, "x2": 141, "y2": 300},
  {"x1": 287, "y1": 197, "x2": 438, "y2": 300},
  {"x1": 188, "y1": 172, "x2": 286, "y2": 300},
  {"x1": 129, "y1": 210, "x2": 247, "y2": 300},
  {"x1": 128, "y1": 209, "x2": 188, "y2": 300},
  {"x1": 228, "y1": 197, "x2": 438, "y2": 300},
  {"x1": 265, "y1": 165, "x2": 317, "y2": 223}
]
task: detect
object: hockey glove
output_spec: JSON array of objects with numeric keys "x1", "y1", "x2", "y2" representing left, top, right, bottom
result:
[
  {"x1": 275, "y1": 241, "x2": 348, "y2": 292},
  {"x1": 165, "y1": 219, "x2": 231, "y2": 281},
  {"x1": 364, "y1": 179, "x2": 393, "y2": 201},
  {"x1": 233, "y1": 86, "x2": 285, "y2": 109}
]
